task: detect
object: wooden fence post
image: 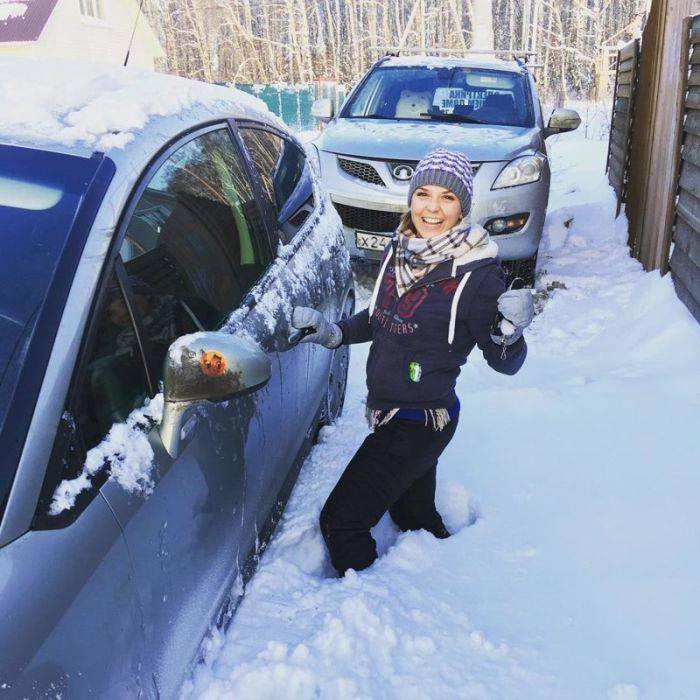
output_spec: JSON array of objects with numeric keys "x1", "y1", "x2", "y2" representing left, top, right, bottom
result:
[
  {"x1": 669, "y1": 14, "x2": 700, "y2": 321},
  {"x1": 661, "y1": 16, "x2": 693, "y2": 274},
  {"x1": 606, "y1": 49, "x2": 620, "y2": 176},
  {"x1": 606, "y1": 39, "x2": 640, "y2": 220}
]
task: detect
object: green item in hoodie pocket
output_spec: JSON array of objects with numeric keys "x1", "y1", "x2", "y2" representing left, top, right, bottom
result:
[{"x1": 408, "y1": 361, "x2": 422, "y2": 382}]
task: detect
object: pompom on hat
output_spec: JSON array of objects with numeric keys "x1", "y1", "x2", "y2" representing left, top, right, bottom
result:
[{"x1": 407, "y1": 148, "x2": 474, "y2": 215}]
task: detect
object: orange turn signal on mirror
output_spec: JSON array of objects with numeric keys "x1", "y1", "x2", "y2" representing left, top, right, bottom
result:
[{"x1": 199, "y1": 350, "x2": 227, "y2": 377}]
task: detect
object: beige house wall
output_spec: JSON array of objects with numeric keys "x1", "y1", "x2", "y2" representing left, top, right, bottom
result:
[{"x1": 0, "y1": 0, "x2": 164, "y2": 69}]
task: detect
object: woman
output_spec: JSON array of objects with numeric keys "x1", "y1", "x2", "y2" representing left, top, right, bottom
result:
[{"x1": 292, "y1": 148, "x2": 534, "y2": 576}]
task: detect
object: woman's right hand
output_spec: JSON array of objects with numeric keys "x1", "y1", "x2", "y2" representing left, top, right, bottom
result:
[{"x1": 292, "y1": 306, "x2": 343, "y2": 349}]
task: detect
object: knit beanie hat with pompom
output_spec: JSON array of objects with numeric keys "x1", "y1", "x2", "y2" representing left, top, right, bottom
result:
[{"x1": 407, "y1": 148, "x2": 474, "y2": 215}]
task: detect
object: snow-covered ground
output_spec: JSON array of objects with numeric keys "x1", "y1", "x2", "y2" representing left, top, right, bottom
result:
[{"x1": 183, "y1": 116, "x2": 700, "y2": 700}]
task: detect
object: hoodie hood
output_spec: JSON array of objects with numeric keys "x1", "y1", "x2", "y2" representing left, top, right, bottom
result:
[{"x1": 316, "y1": 118, "x2": 541, "y2": 162}]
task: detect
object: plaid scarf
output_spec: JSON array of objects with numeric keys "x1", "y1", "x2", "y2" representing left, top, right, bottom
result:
[{"x1": 394, "y1": 218, "x2": 489, "y2": 298}]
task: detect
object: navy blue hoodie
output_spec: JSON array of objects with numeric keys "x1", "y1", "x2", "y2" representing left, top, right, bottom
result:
[{"x1": 338, "y1": 241, "x2": 527, "y2": 411}]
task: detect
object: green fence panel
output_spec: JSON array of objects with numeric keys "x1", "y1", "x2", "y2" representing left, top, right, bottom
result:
[{"x1": 232, "y1": 83, "x2": 347, "y2": 132}]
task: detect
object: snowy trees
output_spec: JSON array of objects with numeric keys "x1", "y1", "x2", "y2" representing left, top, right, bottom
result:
[{"x1": 144, "y1": 0, "x2": 650, "y2": 100}]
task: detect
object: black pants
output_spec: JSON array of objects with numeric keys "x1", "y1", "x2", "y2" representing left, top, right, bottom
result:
[{"x1": 320, "y1": 416, "x2": 458, "y2": 575}]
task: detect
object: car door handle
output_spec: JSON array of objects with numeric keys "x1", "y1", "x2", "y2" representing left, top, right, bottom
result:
[{"x1": 289, "y1": 327, "x2": 315, "y2": 345}]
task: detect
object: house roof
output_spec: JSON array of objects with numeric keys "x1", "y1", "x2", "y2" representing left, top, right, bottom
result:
[{"x1": 0, "y1": 0, "x2": 59, "y2": 43}]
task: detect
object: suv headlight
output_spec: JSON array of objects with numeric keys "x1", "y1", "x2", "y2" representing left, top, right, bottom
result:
[{"x1": 491, "y1": 154, "x2": 545, "y2": 190}]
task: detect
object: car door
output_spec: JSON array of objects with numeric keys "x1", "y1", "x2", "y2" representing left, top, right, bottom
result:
[
  {"x1": 92, "y1": 124, "x2": 288, "y2": 699},
  {"x1": 0, "y1": 146, "x2": 151, "y2": 698},
  {"x1": 3, "y1": 274, "x2": 153, "y2": 699},
  {"x1": 236, "y1": 123, "x2": 346, "y2": 431}
]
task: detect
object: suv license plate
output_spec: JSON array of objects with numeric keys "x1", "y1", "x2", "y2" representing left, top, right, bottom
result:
[{"x1": 355, "y1": 231, "x2": 391, "y2": 252}]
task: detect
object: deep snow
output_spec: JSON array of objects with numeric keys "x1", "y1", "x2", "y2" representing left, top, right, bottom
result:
[
  {"x1": 0, "y1": 57, "x2": 279, "y2": 152},
  {"x1": 182, "y1": 118, "x2": 700, "y2": 699}
]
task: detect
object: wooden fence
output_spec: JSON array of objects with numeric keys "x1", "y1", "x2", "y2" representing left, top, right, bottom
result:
[
  {"x1": 670, "y1": 14, "x2": 700, "y2": 321},
  {"x1": 606, "y1": 39, "x2": 640, "y2": 217},
  {"x1": 607, "y1": 0, "x2": 700, "y2": 323}
]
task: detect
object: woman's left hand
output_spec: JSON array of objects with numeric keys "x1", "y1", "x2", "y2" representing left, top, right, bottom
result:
[{"x1": 496, "y1": 289, "x2": 535, "y2": 343}]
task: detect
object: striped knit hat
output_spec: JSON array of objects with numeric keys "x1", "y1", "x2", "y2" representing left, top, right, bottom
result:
[{"x1": 407, "y1": 148, "x2": 474, "y2": 215}]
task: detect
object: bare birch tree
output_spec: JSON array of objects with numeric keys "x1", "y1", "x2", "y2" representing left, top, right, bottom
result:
[{"x1": 143, "y1": 0, "x2": 651, "y2": 100}]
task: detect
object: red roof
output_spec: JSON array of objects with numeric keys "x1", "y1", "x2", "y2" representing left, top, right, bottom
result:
[{"x1": 0, "y1": 0, "x2": 59, "y2": 43}]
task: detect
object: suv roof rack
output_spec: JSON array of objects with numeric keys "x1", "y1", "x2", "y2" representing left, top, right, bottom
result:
[{"x1": 373, "y1": 46, "x2": 537, "y2": 62}]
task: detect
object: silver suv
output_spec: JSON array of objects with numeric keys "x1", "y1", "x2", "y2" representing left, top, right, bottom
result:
[{"x1": 309, "y1": 53, "x2": 581, "y2": 285}]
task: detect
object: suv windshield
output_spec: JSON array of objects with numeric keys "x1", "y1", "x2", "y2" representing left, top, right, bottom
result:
[
  {"x1": 0, "y1": 145, "x2": 103, "y2": 507},
  {"x1": 343, "y1": 65, "x2": 533, "y2": 128}
]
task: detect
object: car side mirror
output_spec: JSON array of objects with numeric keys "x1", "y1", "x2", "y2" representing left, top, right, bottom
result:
[
  {"x1": 544, "y1": 108, "x2": 581, "y2": 138},
  {"x1": 312, "y1": 98, "x2": 334, "y2": 122},
  {"x1": 159, "y1": 332, "x2": 271, "y2": 458}
]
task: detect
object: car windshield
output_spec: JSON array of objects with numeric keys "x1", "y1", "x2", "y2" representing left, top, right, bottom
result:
[
  {"x1": 0, "y1": 145, "x2": 97, "y2": 450},
  {"x1": 343, "y1": 65, "x2": 534, "y2": 128}
]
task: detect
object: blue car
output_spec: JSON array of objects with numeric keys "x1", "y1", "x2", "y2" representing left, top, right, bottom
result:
[{"x1": 0, "y1": 63, "x2": 353, "y2": 698}]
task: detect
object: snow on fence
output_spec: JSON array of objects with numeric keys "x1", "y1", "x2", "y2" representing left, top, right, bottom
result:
[
  {"x1": 231, "y1": 82, "x2": 347, "y2": 132},
  {"x1": 670, "y1": 14, "x2": 700, "y2": 322},
  {"x1": 606, "y1": 38, "x2": 640, "y2": 219}
]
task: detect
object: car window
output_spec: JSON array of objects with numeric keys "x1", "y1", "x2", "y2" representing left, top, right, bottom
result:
[
  {"x1": 0, "y1": 147, "x2": 104, "y2": 437},
  {"x1": 120, "y1": 127, "x2": 271, "y2": 387},
  {"x1": 239, "y1": 127, "x2": 314, "y2": 239},
  {"x1": 33, "y1": 270, "x2": 150, "y2": 526},
  {"x1": 74, "y1": 272, "x2": 151, "y2": 450},
  {"x1": 0, "y1": 145, "x2": 109, "y2": 520},
  {"x1": 343, "y1": 66, "x2": 534, "y2": 128}
]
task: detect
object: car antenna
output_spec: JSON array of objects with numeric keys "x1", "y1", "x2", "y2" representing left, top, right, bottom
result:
[{"x1": 123, "y1": 0, "x2": 145, "y2": 67}]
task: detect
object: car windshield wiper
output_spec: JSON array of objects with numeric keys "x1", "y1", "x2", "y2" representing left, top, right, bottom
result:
[
  {"x1": 419, "y1": 112, "x2": 486, "y2": 124},
  {"x1": 355, "y1": 114, "x2": 398, "y2": 120}
]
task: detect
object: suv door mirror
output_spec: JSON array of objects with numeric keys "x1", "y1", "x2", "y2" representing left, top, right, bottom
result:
[
  {"x1": 544, "y1": 108, "x2": 581, "y2": 138},
  {"x1": 312, "y1": 98, "x2": 334, "y2": 122},
  {"x1": 160, "y1": 332, "x2": 271, "y2": 457}
]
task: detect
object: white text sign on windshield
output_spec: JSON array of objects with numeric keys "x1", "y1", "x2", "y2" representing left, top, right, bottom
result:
[{"x1": 433, "y1": 88, "x2": 505, "y2": 114}]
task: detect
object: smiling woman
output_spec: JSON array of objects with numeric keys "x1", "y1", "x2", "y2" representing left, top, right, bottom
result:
[{"x1": 293, "y1": 147, "x2": 533, "y2": 577}]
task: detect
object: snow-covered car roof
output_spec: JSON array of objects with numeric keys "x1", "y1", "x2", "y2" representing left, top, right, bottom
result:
[
  {"x1": 379, "y1": 54, "x2": 525, "y2": 74},
  {"x1": 0, "y1": 57, "x2": 284, "y2": 167}
]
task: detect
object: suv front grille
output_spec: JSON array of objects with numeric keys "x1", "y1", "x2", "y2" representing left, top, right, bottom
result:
[
  {"x1": 337, "y1": 157, "x2": 385, "y2": 186},
  {"x1": 338, "y1": 157, "x2": 482, "y2": 187},
  {"x1": 388, "y1": 160, "x2": 482, "y2": 181},
  {"x1": 334, "y1": 203, "x2": 402, "y2": 233}
]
